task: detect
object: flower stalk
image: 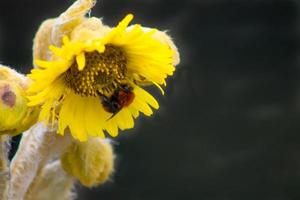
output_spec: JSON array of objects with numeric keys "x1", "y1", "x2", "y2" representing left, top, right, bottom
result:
[
  {"x1": 0, "y1": 135, "x2": 10, "y2": 200},
  {"x1": 9, "y1": 123, "x2": 71, "y2": 200},
  {"x1": 24, "y1": 160, "x2": 75, "y2": 200}
]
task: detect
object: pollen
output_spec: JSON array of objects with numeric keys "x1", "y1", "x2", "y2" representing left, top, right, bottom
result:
[{"x1": 64, "y1": 45, "x2": 127, "y2": 96}]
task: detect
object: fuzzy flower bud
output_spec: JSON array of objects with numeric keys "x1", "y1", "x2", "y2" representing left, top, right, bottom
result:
[
  {"x1": 0, "y1": 65, "x2": 38, "y2": 135},
  {"x1": 60, "y1": 138, "x2": 114, "y2": 187}
]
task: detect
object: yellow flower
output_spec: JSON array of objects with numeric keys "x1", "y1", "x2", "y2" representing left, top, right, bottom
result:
[{"x1": 27, "y1": 14, "x2": 176, "y2": 141}]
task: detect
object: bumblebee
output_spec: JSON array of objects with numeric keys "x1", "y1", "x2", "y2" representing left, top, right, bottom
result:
[{"x1": 99, "y1": 84, "x2": 135, "y2": 119}]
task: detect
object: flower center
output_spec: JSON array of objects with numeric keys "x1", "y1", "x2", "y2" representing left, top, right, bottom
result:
[{"x1": 64, "y1": 45, "x2": 127, "y2": 96}]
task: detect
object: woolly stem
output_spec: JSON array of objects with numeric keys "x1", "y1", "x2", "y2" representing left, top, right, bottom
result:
[
  {"x1": 0, "y1": 135, "x2": 10, "y2": 200},
  {"x1": 24, "y1": 160, "x2": 76, "y2": 200},
  {"x1": 8, "y1": 123, "x2": 71, "y2": 200}
]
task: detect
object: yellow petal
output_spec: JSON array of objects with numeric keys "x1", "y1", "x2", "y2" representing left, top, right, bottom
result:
[
  {"x1": 76, "y1": 52, "x2": 86, "y2": 71},
  {"x1": 132, "y1": 97, "x2": 153, "y2": 116},
  {"x1": 62, "y1": 35, "x2": 70, "y2": 45},
  {"x1": 135, "y1": 86, "x2": 159, "y2": 109},
  {"x1": 105, "y1": 121, "x2": 119, "y2": 137},
  {"x1": 118, "y1": 14, "x2": 134, "y2": 30},
  {"x1": 152, "y1": 81, "x2": 165, "y2": 95}
]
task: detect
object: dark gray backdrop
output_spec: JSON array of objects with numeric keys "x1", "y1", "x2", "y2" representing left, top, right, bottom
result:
[{"x1": 0, "y1": 0, "x2": 300, "y2": 199}]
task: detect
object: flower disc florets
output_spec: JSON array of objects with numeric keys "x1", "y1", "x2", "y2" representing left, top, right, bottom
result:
[{"x1": 64, "y1": 45, "x2": 127, "y2": 97}]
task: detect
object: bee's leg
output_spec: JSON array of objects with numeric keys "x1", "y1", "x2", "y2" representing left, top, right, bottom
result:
[{"x1": 106, "y1": 109, "x2": 121, "y2": 121}]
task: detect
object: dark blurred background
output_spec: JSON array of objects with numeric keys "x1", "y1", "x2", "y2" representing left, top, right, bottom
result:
[{"x1": 1, "y1": 0, "x2": 300, "y2": 199}]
